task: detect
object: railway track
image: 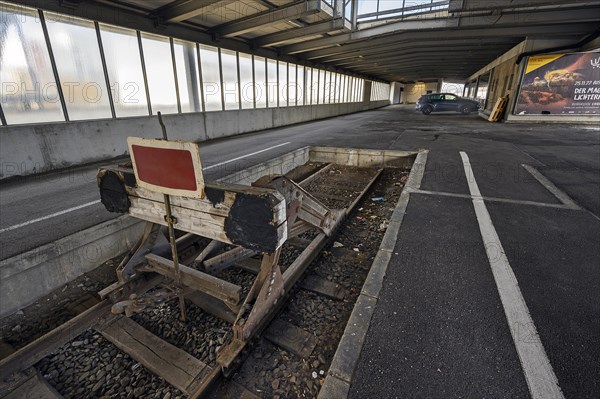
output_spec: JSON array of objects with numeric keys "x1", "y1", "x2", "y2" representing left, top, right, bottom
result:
[{"x1": 0, "y1": 160, "x2": 408, "y2": 399}]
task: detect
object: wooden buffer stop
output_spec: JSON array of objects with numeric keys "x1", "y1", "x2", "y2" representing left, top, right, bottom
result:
[{"x1": 96, "y1": 136, "x2": 350, "y2": 395}]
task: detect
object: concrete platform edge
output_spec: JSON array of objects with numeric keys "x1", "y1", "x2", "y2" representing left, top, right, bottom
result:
[
  {"x1": 0, "y1": 216, "x2": 145, "y2": 318},
  {"x1": 318, "y1": 150, "x2": 428, "y2": 399}
]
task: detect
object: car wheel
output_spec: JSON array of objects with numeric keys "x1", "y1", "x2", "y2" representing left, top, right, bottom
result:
[
  {"x1": 422, "y1": 106, "x2": 433, "y2": 115},
  {"x1": 460, "y1": 105, "x2": 472, "y2": 115}
]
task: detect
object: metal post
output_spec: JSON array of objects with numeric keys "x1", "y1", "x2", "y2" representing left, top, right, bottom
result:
[
  {"x1": 0, "y1": 103, "x2": 7, "y2": 126},
  {"x1": 157, "y1": 111, "x2": 187, "y2": 322},
  {"x1": 196, "y1": 44, "x2": 206, "y2": 112},
  {"x1": 251, "y1": 55, "x2": 257, "y2": 109},
  {"x1": 95, "y1": 22, "x2": 116, "y2": 119},
  {"x1": 236, "y1": 52, "x2": 242, "y2": 109},
  {"x1": 137, "y1": 31, "x2": 153, "y2": 115},
  {"x1": 351, "y1": 0, "x2": 358, "y2": 30},
  {"x1": 170, "y1": 38, "x2": 182, "y2": 114},
  {"x1": 39, "y1": 10, "x2": 69, "y2": 121},
  {"x1": 265, "y1": 58, "x2": 269, "y2": 107},
  {"x1": 276, "y1": 60, "x2": 280, "y2": 107},
  {"x1": 218, "y1": 48, "x2": 225, "y2": 111}
]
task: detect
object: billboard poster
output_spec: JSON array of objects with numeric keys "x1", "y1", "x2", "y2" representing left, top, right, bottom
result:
[{"x1": 515, "y1": 52, "x2": 600, "y2": 115}]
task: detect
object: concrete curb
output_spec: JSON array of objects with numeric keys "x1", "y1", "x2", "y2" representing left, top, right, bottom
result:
[
  {"x1": 0, "y1": 216, "x2": 145, "y2": 318},
  {"x1": 318, "y1": 150, "x2": 429, "y2": 399}
]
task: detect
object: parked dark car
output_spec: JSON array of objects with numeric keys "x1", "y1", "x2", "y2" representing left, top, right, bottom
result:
[{"x1": 416, "y1": 93, "x2": 481, "y2": 115}]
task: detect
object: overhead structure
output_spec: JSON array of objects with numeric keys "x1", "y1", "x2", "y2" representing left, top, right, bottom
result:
[{"x1": 10, "y1": 0, "x2": 600, "y2": 82}]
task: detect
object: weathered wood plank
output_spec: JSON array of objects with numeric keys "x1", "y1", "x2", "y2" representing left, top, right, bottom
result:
[
  {"x1": 286, "y1": 236, "x2": 313, "y2": 249},
  {"x1": 264, "y1": 319, "x2": 318, "y2": 359},
  {"x1": 300, "y1": 275, "x2": 347, "y2": 300},
  {"x1": 185, "y1": 291, "x2": 237, "y2": 323},
  {"x1": 234, "y1": 258, "x2": 261, "y2": 274},
  {"x1": 203, "y1": 247, "x2": 257, "y2": 274},
  {"x1": 98, "y1": 167, "x2": 288, "y2": 252},
  {"x1": 2, "y1": 370, "x2": 64, "y2": 399},
  {"x1": 143, "y1": 254, "x2": 241, "y2": 304},
  {"x1": 0, "y1": 301, "x2": 115, "y2": 381},
  {"x1": 195, "y1": 240, "x2": 224, "y2": 263},
  {"x1": 97, "y1": 317, "x2": 209, "y2": 394}
]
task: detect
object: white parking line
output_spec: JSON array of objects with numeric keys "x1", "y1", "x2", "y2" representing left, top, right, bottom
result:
[
  {"x1": 522, "y1": 164, "x2": 580, "y2": 209},
  {"x1": 460, "y1": 151, "x2": 564, "y2": 399},
  {"x1": 1, "y1": 143, "x2": 292, "y2": 234},
  {"x1": 0, "y1": 200, "x2": 101, "y2": 234},
  {"x1": 203, "y1": 142, "x2": 291, "y2": 170}
]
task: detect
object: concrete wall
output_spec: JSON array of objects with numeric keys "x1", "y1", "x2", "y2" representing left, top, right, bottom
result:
[
  {"x1": 0, "y1": 101, "x2": 389, "y2": 180},
  {"x1": 403, "y1": 82, "x2": 438, "y2": 104},
  {"x1": 0, "y1": 216, "x2": 145, "y2": 318}
]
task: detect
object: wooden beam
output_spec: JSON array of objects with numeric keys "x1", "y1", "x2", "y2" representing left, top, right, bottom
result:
[
  {"x1": 144, "y1": 253, "x2": 241, "y2": 304},
  {"x1": 203, "y1": 247, "x2": 257, "y2": 274},
  {"x1": 98, "y1": 167, "x2": 287, "y2": 252},
  {"x1": 97, "y1": 317, "x2": 211, "y2": 394},
  {"x1": 264, "y1": 319, "x2": 318, "y2": 358}
]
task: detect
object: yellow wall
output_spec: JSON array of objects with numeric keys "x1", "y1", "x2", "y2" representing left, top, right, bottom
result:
[{"x1": 404, "y1": 82, "x2": 439, "y2": 103}]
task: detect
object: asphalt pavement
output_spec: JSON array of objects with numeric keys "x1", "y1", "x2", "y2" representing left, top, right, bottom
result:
[{"x1": 1, "y1": 105, "x2": 599, "y2": 397}]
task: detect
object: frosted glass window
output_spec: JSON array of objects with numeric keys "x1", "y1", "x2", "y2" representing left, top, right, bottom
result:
[
  {"x1": 199, "y1": 45, "x2": 222, "y2": 111},
  {"x1": 239, "y1": 52, "x2": 253, "y2": 109},
  {"x1": 334, "y1": 73, "x2": 340, "y2": 103},
  {"x1": 173, "y1": 39, "x2": 200, "y2": 113},
  {"x1": 99, "y1": 24, "x2": 148, "y2": 117},
  {"x1": 359, "y1": 79, "x2": 364, "y2": 101},
  {"x1": 318, "y1": 70, "x2": 325, "y2": 104},
  {"x1": 311, "y1": 68, "x2": 318, "y2": 105},
  {"x1": 141, "y1": 33, "x2": 177, "y2": 114},
  {"x1": 278, "y1": 61, "x2": 287, "y2": 107},
  {"x1": 297, "y1": 65, "x2": 304, "y2": 106},
  {"x1": 348, "y1": 77, "x2": 353, "y2": 102},
  {"x1": 267, "y1": 59, "x2": 277, "y2": 108},
  {"x1": 324, "y1": 71, "x2": 331, "y2": 103},
  {"x1": 221, "y1": 49, "x2": 239, "y2": 110},
  {"x1": 0, "y1": 4, "x2": 64, "y2": 124},
  {"x1": 332, "y1": 73, "x2": 338, "y2": 103},
  {"x1": 254, "y1": 56, "x2": 266, "y2": 108},
  {"x1": 341, "y1": 75, "x2": 347, "y2": 103},
  {"x1": 288, "y1": 64, "x2": 297, "y2": 106},
  {"x1": 330, "y1": 72, "x2": 335, "y2": 103},
  {"x1": 45, "y1": 13, "x2": 111, "y2": 120},
  {"x1": 305, "y1": 67, "x2": 313, "y2": 105}
]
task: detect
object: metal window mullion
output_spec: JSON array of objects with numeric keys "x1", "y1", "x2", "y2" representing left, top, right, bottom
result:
[
  {"x1": 286, "y1": 62, "x2": 289, "y2": 107},
  {"x1": 218, "y1": 48, "x2": 225, "y2": 111},
  {"x1": 251, "y1": 55, "x2": 256, "y2": 109},
  {"x1": 171, "y1": 38, "x2": 182, "y2": 113},
  {"x1": 196, "y1": 44, "x2": 206, "y2": 112},
  {"x1": 310, "y1": 67, "x2": 315, "y2": 105},
  {"x1": 95, "y1": 22, "x2": 116, "y2": 118},
  {"x1": 39, "y1": 10, "x2": 69, "y2": 122},
  {"x1": 236, "y1": 52, "x2": 242, "y2": 109},
  {"x1": 294, "y1": 64, "x2": 304, "y2": 107},
  {"x1": 316, "y1": 70, "x2": 320, "y2": 105},
  {"x1": 328, "y1": 71, "x2": 333, "y2": 103},
  {"x1": 0, "y1": 103, "x2": 7, "y2": 125},
  {"x1": 276, "y1": 60, "x2": 280, "y2": 108},
  {"x1": 137, "y1": 31, "x2": 152, "y2": 115}
]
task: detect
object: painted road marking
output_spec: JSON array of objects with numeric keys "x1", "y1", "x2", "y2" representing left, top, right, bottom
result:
[
  {"x1": 0, "y1": 200, "x2": 101, "y2": 234},
  {"x1": 203, "y1": 142, "x2": 291, "y2": 170},
  {"x1": 0, "y1": 143, "x2": 293, "y2": 234},
  {"x1": 460, "y1": 151, "x2": 564, "y2": 399},
  {"x1": 410, "y1": 188, "x2": 578, "y2": 210},
  {"x1": 522, "y1": 164, "x2": 580, "y2": 209}
]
